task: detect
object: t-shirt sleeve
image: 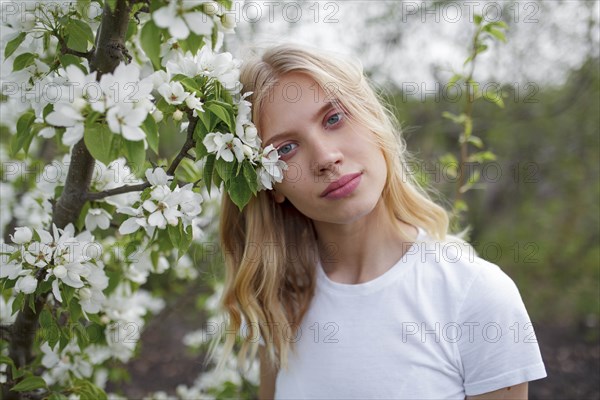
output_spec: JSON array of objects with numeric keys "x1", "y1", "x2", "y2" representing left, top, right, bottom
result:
[{"x1": 456, "y1": 260, "x2": 547, "y2": 396}]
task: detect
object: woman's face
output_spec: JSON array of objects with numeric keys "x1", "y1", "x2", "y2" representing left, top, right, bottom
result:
[{"x1": 258, "y1": 72, "x2": 388, "y2": 225}]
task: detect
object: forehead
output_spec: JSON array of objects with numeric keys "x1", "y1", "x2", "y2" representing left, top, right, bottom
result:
[{"x1": 258, "y1": 72, "x2": 332, "y2": 137}]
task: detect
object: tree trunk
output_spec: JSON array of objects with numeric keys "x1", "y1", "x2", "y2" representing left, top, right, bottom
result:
[{"x1": 3, "y1": 1, "x2": 132, "y2": 398}]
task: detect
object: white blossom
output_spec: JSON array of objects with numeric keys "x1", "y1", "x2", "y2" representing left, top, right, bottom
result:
[
  {"x1": 257, "y1": 145, "x2": 288, "y2": 190},
  {"x1": 10, "y1": 227, "x2": 33, "y2": 244},
  {"x1": 145, "y1": 168, "x2": 173, "y2": 186},
  {"x1": 203, "y1": 132, "x2": 244, "y2": 163},
  {"x1": 152, "y1": 0, "x2": 214, "y2": 40},
  {"x1": 157, "y1": 81, "x2": 189, "y2": 105},
  {"x1": 85, "y1": 208, "x2": 112, "y2": 231},
  {"x1": 106, "y1": 102, "x2": 147, "y2": 141},
  {"x1": 15, "y1": 274, "x2": 37, "y2": 294}
]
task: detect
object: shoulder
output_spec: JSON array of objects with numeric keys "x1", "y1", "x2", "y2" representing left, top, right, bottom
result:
[{"x1": 413, "y1": 233, "x2": 522, "y2": 314}]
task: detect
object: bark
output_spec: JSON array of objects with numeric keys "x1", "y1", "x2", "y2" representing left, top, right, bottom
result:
[{"x1": 52, "y1": 0, "x2": 132, "y2": 228}]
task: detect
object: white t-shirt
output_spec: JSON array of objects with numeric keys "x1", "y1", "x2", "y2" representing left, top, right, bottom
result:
[{"x1": 272, "y1": 228, "x2": 547, "y2": 399}]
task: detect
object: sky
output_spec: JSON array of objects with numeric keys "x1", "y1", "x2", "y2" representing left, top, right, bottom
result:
[{"x1": 226, "y1": 0, "x2": 600, "y2": 92}]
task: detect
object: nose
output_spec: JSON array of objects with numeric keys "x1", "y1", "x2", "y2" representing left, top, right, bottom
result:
[{"x1": 310, "y1": 137, "x2": 344, "y2": 176}]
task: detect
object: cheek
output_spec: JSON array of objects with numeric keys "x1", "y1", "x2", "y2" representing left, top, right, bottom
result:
[{"x1": 282, "y1": 161, "x2": 304, "y2": 183}]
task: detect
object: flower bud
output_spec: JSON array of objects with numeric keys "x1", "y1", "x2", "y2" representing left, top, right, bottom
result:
[
  {"x1": 152, "y1": 109, "x2": 164, "y2": 123},
  {"x1": 242, "y1": 144, "x2": 254, "y2": 159},
  {"x1": 202, "y1": 1, "x2": 219, "y2": 16},
  {"x1": 221, "y1": 13, "x2": 236, "y2": 30},
  {"x1": 244, "y1": 125, "x2": 257, "y2": 140},
  {"x1": 173, "y1": 109, "x2": 184, "y2": 121},
  {"x1": 10, "y1": 227, "x2": 32, "y2": 244},
  {"x1": 79, "y1": 287, "x2": 92, "y2": 300},
  {"x1": 16, "y1": 275, "x2": 37, "y2": 294}
]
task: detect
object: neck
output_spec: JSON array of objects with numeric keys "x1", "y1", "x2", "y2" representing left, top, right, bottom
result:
[{"x1": 313, "y1": 197, "x2": 418, "y2": 284}]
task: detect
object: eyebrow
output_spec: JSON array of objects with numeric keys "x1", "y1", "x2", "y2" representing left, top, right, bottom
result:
[{"x1": 263, "y1": 101, "x2": 338, "y2": 147}]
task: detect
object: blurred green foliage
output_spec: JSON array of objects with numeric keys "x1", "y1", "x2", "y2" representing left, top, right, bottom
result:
[{"x1": 389, "y1": 57, "x2": 599, "y2": 334}]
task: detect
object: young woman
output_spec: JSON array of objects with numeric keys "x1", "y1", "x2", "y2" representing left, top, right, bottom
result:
[{"x1": 215, "y1": 44, "x2": 547, "y2": 399}]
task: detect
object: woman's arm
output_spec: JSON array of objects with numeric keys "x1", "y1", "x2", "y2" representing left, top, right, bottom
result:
[
  {"x1": 466, "y1": 382, "x2": 528, "y2": 400},
  {"x1": 258, "y1": 345, "x2": 278, "y2": 400}
]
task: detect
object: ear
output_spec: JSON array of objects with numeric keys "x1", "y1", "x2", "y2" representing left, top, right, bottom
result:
[{"x1": 272, "y1": 190, "x2": 286, "y2": 204}]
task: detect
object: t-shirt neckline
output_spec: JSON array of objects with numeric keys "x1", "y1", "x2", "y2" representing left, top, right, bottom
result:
[{"x1": 316, "y1": 227, "x2": 426, "y2": 295}]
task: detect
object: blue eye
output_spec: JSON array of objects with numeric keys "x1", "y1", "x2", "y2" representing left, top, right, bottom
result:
[
  {"x1": 277, "y1": 143, "x2": 297, "y2": 156},
  {"x1": 326, "y1": 112, "x2": 343, "y2": 126}
]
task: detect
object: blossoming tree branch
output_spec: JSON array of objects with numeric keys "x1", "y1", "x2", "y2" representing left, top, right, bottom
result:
[{"x1": 0, "y1": 0, "x2": 285, "y2": 398}]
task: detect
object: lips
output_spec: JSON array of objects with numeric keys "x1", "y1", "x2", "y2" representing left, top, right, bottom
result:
[{"x1": 320, "y1": 172, "x2": 363, "y2": 198}]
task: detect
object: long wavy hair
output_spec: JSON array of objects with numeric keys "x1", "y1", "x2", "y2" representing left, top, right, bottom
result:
[{"x1": 211, "y1": 43, "x2": 450, "y2": 374}]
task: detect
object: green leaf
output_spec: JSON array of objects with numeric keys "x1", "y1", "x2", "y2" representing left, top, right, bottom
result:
[
  {"x1": 229, "y1": 173, "x2": 252, "y2": 211},
  {"x1": 242, "y1": 160, "x2": 259, "y2": 194},
  {"x1": 126, "y1": 20, "x2": 137, "y2": 41},
  {"x1": 11, "y1": 376, "x2": 48, "y2": 392},
  {"x1": 140, "y1": 21, "x2": 161, "y2": 70},
  {"x1": 141, "y1": 115, "x2": 159, "y2": 154},
  {"x1": 454, "y1": 199, "x2": 468, "y2": 212},
  {"x1": 203, "y1": 154, "x2": 216, "y2": 196},
  {"x1": 211, "y1": 23, "x2": 218, "y2": 50},
  {"x1": 74, "y1": 323, "x2": 89, "y2": 348},
  {"x1": 215, "y1": 157, "x2": 234, "y2": 184},
  {"x1": 167, "y1": 223, "x2": 182, "y2": 250},
  {"x1": 76, "y1": 202, "x2": 90, "y2": 231},
  {"x1": 5, "y1": 32, "x2": 27, "y2": 58},
  {"x1": 206, "y1": 101, "x2": 235, "y2": 132},
  {"x1": 10, "y1": 111, "x2": 36, "y2": 156},
  {"x1": 185, "y1": 32, "x2": 203, "y2": 55},
  {"x1": 179, "y1": 77, "x2": 203, "y2": 93},
  {"x1": 467, "y1": 135, "x2": 483, "y2": 149},
  {"x1": 39, "y1": 309, "x2": 52, "y2": 330},
  {"x1": 11, "y1": 293, "x2": 24, "y2": 315},
  {"x1": 66, "y1": 19, "x2": 94, "y2": 53},
  {"x1": 61, "y1": 285, "x2": 76, "y2": 307},
  {"x1": 475, "y1": 44, "x2": 488, "y2": 54},
  {"x1": 84, "y1": 124, "x2": 121, "y2": 164},
  {"x1": 122, "y1": 138, "x2": 146, "y2": 172},
  {"x1": 493, "y1": 21, "x2": 509, "y2": 29},
  {"x1": 447, "y1": 73, "x2": 461, "y2": 88},
  {"x1": 69, "y1": 299, "x2": 82, "y2": 322},
  {"x1": 0, "y1": 355, "x2": 15, "y2": 367},
  {"x1": 172, "y1": 223, "x2": 193, "y2": 259},
  {"x1": 59, "y1": 54, "x2": 86, "y2": 71},
  {"x1": 70, "y1": 378, "x2": 108, "y2": 400},
  {"x1": 488, "y1": 28, "x2": 506, "y2": 43},
  {"x1": 195, "y1": 135, "x2": 209, "y2": 160},
  {"x1": 473, "y1": 14, "x2": 483, "y2": 25},
  {"x1": 482, "y1": 89, "x2": 505, "y2": 108},
  {"x1": 439, "y1": 153, "x2": 458, "y2": 179},
  {"x1": 441, "y1": 111, "x2": 466, "y2": 125},
  {"x1": 468, "y1": 151, "x2": 497, "y2": 163},
  {"x1": 12, "y1": 52, "x2": 35, "y2": 71},
  {"x1": 197, "y1": 108, "x2": 216, "y2": 132}
]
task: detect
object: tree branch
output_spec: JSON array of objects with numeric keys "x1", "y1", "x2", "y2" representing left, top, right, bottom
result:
[
  {"x1": 86, "y1": 112, "x2": 199, "y2": 201},
  {"x1": 86, "y1": 182, "x2": 150, "y2": 201},
  {"x1": 167, "y1": 112, "x2": 198, "y2": 176}
]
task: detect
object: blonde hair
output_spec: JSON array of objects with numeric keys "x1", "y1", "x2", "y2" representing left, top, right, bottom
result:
[{"x1": 211, "y1": 43, "x2": 450, "y2": 374}]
